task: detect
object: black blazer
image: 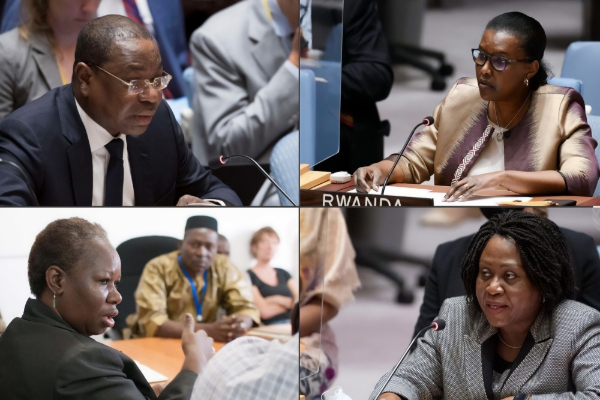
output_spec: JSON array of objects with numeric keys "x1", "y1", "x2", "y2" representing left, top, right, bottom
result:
[
  {"x1": 0, "y1": 298, "x2": 197, "y2": 400},
  {"x1": 414, "y1": 227, "x2": 600, "y2": 336},
  {"x1": 0, "y1": 85, "x2": 242, "y2": 206}
]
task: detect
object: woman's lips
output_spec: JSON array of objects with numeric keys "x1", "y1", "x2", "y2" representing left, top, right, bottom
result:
[
  {"x1": 485, "y1": 303, "x2": 507, "y2": 315},
  {"x1": 478, "y1": 81, "x2": 493, "y2": 90}
]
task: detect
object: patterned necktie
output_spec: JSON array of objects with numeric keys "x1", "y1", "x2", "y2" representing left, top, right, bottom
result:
[
  {"x1": 123, "y1": 0, "x2": 144, "y2": 25},
  {"x1": 451, "y1": 124, "x2": 495, "y2": 185},
  {"x1": 105, "y1": 138, "x2": 124, "y2": 206}
]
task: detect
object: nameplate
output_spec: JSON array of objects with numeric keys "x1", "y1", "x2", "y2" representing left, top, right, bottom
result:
[{"x1": 300, "y1": 190, "x2": 433, "y2": 206}]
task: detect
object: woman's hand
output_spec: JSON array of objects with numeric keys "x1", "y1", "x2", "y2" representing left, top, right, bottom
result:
[
  {"x1": 181, "y1": 313, "x2": 215, "y2": 374},
  {"x1": 443, "y1": 172, "x2": 504, "y2": 202},
  {"x1": 353, "y1": 166, "x2": 384, "y2": 193}
]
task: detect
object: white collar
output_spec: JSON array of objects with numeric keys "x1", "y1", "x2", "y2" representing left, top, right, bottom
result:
[
  {"x1": 267, "y1": 0, "x2": 293, "y2": 38},
  {"x1": 75, "y1": 99, "x2": 125, "y2": 152}
]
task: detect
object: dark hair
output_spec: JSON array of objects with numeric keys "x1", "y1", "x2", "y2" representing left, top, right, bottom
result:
[
  {"x1": 28, "y1": 218, "x2": 108, "y2": 297},
  {"x1": 461, "y1": 211, "x2": 574, "y2": 315},
  {"x1": 250, "y1": 227, "x2": 280, "y2": 257},
  {"x1": 485, "y1": 12, "x2": 552, "y2": 90},
  {"x1": 74, "y1": 15, "x2": 155, "y2": 72}
]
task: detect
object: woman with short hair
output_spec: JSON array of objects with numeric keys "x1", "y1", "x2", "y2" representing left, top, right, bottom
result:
[
  {"x1": 354, "y1": 12, "x2": 599, "y2": 199},
  {"x1": 0, "y1": 0, "x2": 101, "y2": 120},
  {"x1": 0, "y1": 217, "x2": 214, "y2": 399},
  {"x1": 372, "y1": 212, "x2": 600, "y2": 400}
]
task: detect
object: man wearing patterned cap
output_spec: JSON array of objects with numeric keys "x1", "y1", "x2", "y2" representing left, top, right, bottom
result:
[{"x1": 127, "y1": 216, "x2": 259, "y2": 341}]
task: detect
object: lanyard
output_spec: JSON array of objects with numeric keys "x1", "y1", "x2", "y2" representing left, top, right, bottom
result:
[
  {"x1": 178, "y1": 255, "x2": 208, "y2": 322},
  {"x1": 261, "y1": 0, "x2": 273, "y2": 21}
]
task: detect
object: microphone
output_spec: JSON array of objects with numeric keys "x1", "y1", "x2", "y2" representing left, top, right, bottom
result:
[
  {"x1": 209, "y1": 154, "x2": 298, "y2": 206},
  {"x1": 380, "y1": 116, "x2": 434, "y2": 196},
  {"x1": 0, "y1": 157, "x2": 40, "y2": 206},
  {"x1": 372, "y1": 319, "x2": 446, "y2": 400}
]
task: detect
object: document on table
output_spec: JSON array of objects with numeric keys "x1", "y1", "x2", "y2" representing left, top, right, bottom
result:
[
  {"x1": 347, "y1": 186, "x2": 532, "y2": 206},
  {"x1": 134, "y1": 361, "x2": 168, "y2": 383}
]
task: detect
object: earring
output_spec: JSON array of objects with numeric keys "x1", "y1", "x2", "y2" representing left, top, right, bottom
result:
[
  {"x1": 53, "y1": 292, "x2": 56, "y2": 308},
  {"x1": 524, "y1": 78, "x2": 529, "y2": 87}
]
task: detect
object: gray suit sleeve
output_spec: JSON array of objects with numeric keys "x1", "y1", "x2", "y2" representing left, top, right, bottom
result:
[
  {"x1": 0, "y1": 32, "x2": 18, "y2": 120},
  {"x1": 190, "y1": 30, "x2": 298, "y2": 160},
  {"x1": 55, "y1": 345, "x2": 197, "y2": 400}
]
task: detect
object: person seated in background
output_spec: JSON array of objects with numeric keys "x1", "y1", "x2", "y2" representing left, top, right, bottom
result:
[
  {"x1": 1, "y1": 0, "x2": 190, "y2": 100},
  {"x1": 0, "y1": 0, "x2": 100, "y2": 120},
  {"x1": 354, "y1": 12, "x2": 599, "y2": 199},
  {"x1": 190, "y1": 0, "x2": 299, "y2": 165},
  {"x1": 217, "y1": 233, "x2": 230, "y2": 257},
  {"x1": 414, "y1": 207, "x2": 600, "y2": 336},
  {"x1": 300, "y1": 208, "x2": 361, "y2": 399},
  {"x1": 190, "y1": 301, "x2": 300, "y2": 400},
  {"x1": 314, "y1": 0, "x2": 393, "y2": 175},
  {"x1": 248, "y1": 227, "x2": 298, "y2": 325},
  {"x1": 128, "y1": 216, "x2": 260, "y2": 342},
  {"x1": 0, "y1": 217, "x2": 214, "y2": 399},
  {"x1": 0, "y1": 15, "x2": 241, "y2": 206},
  {"x1": 372, "y1": 212, "x2": 600, "y2": 400}
]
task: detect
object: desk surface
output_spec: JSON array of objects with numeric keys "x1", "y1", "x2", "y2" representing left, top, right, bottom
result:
[
  {"x1": 108, "y1": 324, "x2": 293, "y2": 382},
  {"x1": 306, "y1": 181, "x2": 594, "y2": 206}
]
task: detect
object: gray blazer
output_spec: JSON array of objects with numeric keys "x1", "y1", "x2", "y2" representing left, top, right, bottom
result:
[
  {"x1": 0, "y1": 28, "x2": 62, "y2": 120},
  {"x1": 370, "y1": 297, "x2": 600, "y2": 400},
  {"x1": 190, "y1": 0, "x2": 299, "y2": 164}
]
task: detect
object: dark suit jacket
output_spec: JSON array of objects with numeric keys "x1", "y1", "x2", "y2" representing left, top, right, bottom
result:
[
  {"x1": 316, "y1": 0, "x2": 393, "y2": 173},
  {"x1": 0, "y1": 298, "x2": 197, "y2": 400},
  {"x1": 414, "y1": 227, "x2": 600, "y2": 336},
  {"x1": 0, "y1": 85, "x2": 242, "y2": 206}
]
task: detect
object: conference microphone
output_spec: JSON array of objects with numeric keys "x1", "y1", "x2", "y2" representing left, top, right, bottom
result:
[
  {"x1": 372, "y1": 319, "x2": 446, "y2": 400},
  {"x1": 209, "y1": 154, "x2": 298, "y2": 206},
  {"x1": 380, "y1": 116, "x2": 434, "y2": 196},
  {"x1": 0, "y1": 157, "x2": 40, "y2": 206}
]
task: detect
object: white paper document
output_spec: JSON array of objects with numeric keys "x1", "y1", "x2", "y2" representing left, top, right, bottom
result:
[
  {"x1": 134, "y1": 361, "x2": 168, "y2": 383},
  {"x1": 348, "y1": 186, "x2": 532, "y2": 206}
]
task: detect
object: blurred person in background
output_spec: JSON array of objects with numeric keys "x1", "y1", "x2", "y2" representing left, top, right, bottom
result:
[
  {"x1": 315, "y1": 0, "x2": 393, "y2": 175},
  {"x1": 248, "y1": 227, "x2": 298, "y2": 325},
  {"x1": 190, "y1": 0, "x2": 299, "y2": 165},
  {"x1": 300, "y1": 209, "x2": 360, "y2": 399},
  {"x1": 0, "y1": 0, "x2": 100, "y2": 120},
  {"x1": 354, "y1": 12, "x2": 599, "y2": 199},
  {"x1": 217, "y1": 233, "x2": 231, "y2": 257},
  {"x1": 127, "y1": 216, "x2": 260, "y2": 342}
]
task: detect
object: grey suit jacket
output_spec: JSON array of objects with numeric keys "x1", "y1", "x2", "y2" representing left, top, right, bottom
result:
[
  {"x1": 370, "y1": 297, "x2": 600, "y2": 400},
  {"x1": 190, "y1": 0, "x2": 299, "y2": 164},
  {"x1": 0, "y1": 28, "x2": 62, "y2": 120}
]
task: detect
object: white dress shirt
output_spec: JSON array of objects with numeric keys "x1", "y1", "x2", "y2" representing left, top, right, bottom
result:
[
  {"x1": 267, "y1": 0, "x2": 299, "y2": 80},
  {"x1": 97, "y1": 0, "x2": 155, "y2": 35},
  {"x1": 75, "y1": 100, "x2": 135, "y2": 206}
]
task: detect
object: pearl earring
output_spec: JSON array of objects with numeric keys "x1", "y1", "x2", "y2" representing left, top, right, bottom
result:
[{"x1": 524, "y1": 78, "x2": 529, "y2": 87}]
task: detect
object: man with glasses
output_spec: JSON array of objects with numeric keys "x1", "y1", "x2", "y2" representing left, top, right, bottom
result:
[{"x1": 0, "y1": 15, "x2": 241, "y2": 206}]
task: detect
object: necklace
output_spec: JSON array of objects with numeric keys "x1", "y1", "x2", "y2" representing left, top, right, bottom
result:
[
  {"x1": 493, "y1": 90, "x2": 532, "y2": 140},
  {"x1": 498, "y1": 333, "x2": 522, "y2": 349}
]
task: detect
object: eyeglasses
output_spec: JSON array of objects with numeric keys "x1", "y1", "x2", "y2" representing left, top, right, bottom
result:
[
  {"x1": 471, "y1": 49, "x2": 531, "y2": 72},
  {"x1": 94, "y1": 65, "x2": 172, "y2": 94}
]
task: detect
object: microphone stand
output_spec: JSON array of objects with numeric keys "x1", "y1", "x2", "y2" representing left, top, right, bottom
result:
[
  {"x1": 380, "y1": 117, "x2": 433, "y2": 196},
  {"x1": 215, "y1": 155, "x2": 298, "y2": 206},
  {"x1": 372, "y1": 319, "x2": 445, "y2": 400}
]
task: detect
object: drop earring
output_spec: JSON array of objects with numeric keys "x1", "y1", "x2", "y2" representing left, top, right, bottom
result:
[
  {"x1": 524, "y1": 78, "x2": 529, "y2": 87},
  {"x1": 53, "y1": 292, "x2": 56, "y2": 308}
]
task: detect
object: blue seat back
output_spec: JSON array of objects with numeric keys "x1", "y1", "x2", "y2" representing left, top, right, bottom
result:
[
  {"x1": 547, "y1": 77, "x2": 582, "y2": 94},
  {"x1": 561, "y1": 42, "x2": 600, "y2": 116},
  {"x1": 270, "y1": 131, "x2": 299, "y2": 206}
]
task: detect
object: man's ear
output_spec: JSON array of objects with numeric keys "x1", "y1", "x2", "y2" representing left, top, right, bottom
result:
[{"x1": 74, "y1": 62, "x2": 94, "y2": 97}]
